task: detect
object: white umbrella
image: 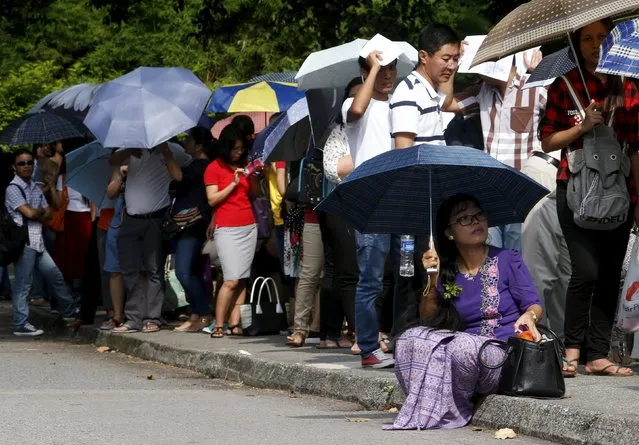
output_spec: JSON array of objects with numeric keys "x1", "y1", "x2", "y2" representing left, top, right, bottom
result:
[
  {"x1": 84, "y1": 67, "x2": 212, "y2": 149},
  {"x1": 28, "y1": 83, "x2": 103, "y2": 116},
  {"x1": 295, "y1": 37, "x2": 418, "y2": 91}
]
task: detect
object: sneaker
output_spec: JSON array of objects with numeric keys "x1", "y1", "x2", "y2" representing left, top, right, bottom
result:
[
  {"x1": 13, "y1": 323, "x2": 44, "y2": 337},
  {"x1": 361, "y1": 348, "x2": 395, "y2": 369}
]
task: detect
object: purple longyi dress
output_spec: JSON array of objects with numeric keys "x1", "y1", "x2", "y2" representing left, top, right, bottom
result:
[{"x1": 386, "y1": 247, "x2": 541, "y2": 430}]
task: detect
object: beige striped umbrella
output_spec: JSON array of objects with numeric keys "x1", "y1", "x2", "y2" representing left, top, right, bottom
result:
[{"x1": 471, "y1": 0, "x2": 639, "y2": 67}]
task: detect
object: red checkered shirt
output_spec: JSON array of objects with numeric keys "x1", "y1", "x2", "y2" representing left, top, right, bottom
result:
[{"x1": 539, "y1": 69, "x2": 639, "y2": 184}]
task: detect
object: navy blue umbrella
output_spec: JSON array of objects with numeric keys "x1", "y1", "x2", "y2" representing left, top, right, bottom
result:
[
  {"x1": 0, "y1": 111, "x2": 88, "y2": 145},
  {"x1": 251, "y1": 113, "x2": 285, "y2": 161},
  {"x1": 524, "y1": 47, "x2": 575, "y2": 90},
  {"x1": 317, "y1": 145, "x2": 549, "y2": 235}
]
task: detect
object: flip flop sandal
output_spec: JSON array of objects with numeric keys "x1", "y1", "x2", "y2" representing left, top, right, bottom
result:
[
  {"x1": 142, "y1": 322, "x2": 161, "y2": 333},
  {"x1": 585, "y1": 364, "x2": 634, "y2": 377},
  {"x1": 562, "y1": 358, "x2": 578, "y2": 378},
  {"x1": 113, "y1": 324, "x2": 140, "y2": 333},
  {"x1": 317, "y1": 339, "x2": 340, "y2": 349}
]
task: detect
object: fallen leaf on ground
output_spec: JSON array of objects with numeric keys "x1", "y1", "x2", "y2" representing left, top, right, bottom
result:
[
  {"x1": 96, "y1": 346, "x2": 111, "y2": 353},
  {"x1": 147, "y1": 374, "x2": 154, "y2": 380},
  {"x1": 495, "y1": 428, "x2": 517, "y2": 440},
  {"x1": 346, "y1": 417, "x2": 370, "y2": 423},
  {"x1": 387, "y1": 407, "x2": 399, "y2": 413}
]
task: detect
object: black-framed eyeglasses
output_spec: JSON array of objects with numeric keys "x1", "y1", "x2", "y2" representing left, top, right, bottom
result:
[
  {"x1": 449, "y1": 210, "x2": 487, "y2": 227},
  {"x1": 16, "y1": 160, "x2": 34, "y2": 167}
]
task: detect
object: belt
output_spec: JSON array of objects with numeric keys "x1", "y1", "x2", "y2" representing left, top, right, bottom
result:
[
  {"x1": 126, "y1": 207, "x2": 168, "y2": 220},
  {"x1": 531, "y1": 151, "x2": 560, "y2": 169}
]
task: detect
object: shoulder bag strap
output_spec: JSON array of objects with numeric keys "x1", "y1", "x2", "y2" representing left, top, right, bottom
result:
[
  {"x1": 478, "y1": 338, "x2": 513, "y2": 369},
  {"x1": 560, "y1": 75, "x2": 586, "y2": 122}
]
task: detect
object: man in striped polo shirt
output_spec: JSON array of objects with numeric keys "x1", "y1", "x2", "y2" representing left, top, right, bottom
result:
[{"x1": 389, "y1": 24, "x2": 461, "y2": 339}]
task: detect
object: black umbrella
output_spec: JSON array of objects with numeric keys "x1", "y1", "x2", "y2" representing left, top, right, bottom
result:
[
  {"x1": 0, "y1": 111, "x2": 87, "y2": 145},
  {"x1": 524, "y1": 47, "x2": 576, "y2": 90},
  {"x1": 305, "y1": 87, "x2": 342, "y2": 149}
]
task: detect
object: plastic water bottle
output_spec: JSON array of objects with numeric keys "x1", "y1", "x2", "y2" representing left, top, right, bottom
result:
[{"x1": 400, "y1": 235, "x2": 415, "y2": 277}]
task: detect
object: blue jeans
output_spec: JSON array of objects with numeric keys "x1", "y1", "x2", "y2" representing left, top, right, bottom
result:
[
  {"x1": 13, "y1": 247, "x2": 76, "y2": 329},
  {"x1": 355, "y1": 232, "x2": 391, "y2": 356},
  {"x1": 488, "y1": 223, "x2": 522, "y2": 250},
  {"x1": 174, "y1": 235, "x2": 209, "y2": 316}
]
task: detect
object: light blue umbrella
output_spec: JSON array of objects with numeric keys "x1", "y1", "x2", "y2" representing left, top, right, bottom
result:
[
  {"x1": 66, "y1": 141, "x2": 114, "y2": 209},
  {"x1": 84, "y1": 67, "x2": 212, "y2": 148},
  {"x1": 263, "y1": 97, "x2": 311, "y2": 162},
  {"x1": 317, "y1": 145, "x2": 549, "y2": 235},
  {"x1": 597, "y1": 18, "x2": 639, "y2": 79}
]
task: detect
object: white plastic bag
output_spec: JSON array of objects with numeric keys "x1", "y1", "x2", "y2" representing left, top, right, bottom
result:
[{"x1": 618, "y1": 239, "x2": 639, "y2": 333}]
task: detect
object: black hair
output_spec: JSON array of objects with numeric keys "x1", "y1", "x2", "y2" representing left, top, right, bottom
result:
[
  {"x1": 217, "y1": 124, "x2": 247, "y2": 166},
  {"x1": 268, "y1": 112, "x2": 282, "y2": 125},
  {"x1": 415, "y1": 193, "x2": 484, "y2": 332},
  {"x1": 358, "y1": 56, "x2": 369, "y2": 71},
  {"x1": 13, "y1": 148, "x2": 34, "y2": 163},
  {"x1": 231, "y1": 114, "x2": 255, "y2": 138},
  {"x1": 231, "y1": 114, "x2": 255, "y2": 153},
  {"x1": 189, "y1": 126, "x2": 215, "y2": 159},
  {"x1": 335, "y1": 77, "x2": 364, "y2": 126},
  {"x1": 418, "y1": 23, "x2": 460, "y2": 55}
]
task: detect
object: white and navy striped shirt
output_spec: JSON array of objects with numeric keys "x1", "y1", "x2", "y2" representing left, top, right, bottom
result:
[{"x1": 390, "y1": 71, "x2": 447, "y2": 146}]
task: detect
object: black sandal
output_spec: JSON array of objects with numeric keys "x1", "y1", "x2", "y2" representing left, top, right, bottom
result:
[
  {"x1": 226, "y1": 324, "x2": 243, "y2": 336},
  {"x1": 210, "y1": 326, "x2": 225, "y2": 338}
]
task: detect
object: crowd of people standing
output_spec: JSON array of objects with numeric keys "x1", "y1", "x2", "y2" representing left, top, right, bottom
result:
[{"x1": 2, "y1": 17, "x2": 639, "y2": 431}]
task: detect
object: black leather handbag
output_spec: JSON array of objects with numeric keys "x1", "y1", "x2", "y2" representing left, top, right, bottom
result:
[{"x1": 479, "y1": 325, "x2": 565, "y2": 399}]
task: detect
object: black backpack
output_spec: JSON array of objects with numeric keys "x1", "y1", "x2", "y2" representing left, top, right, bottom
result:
[{"x1": 0, "y1": 184, "x2": 29, "y2": 266}]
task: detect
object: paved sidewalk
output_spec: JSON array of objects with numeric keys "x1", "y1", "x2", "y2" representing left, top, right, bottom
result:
[{"x1": 18, "y1": 303, "x2": 639, "y2": 445}]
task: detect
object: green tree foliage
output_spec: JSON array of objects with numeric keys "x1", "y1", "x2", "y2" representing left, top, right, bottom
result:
[{"x1": 0, "y1": 0, "x2": 504, "y2": 132}]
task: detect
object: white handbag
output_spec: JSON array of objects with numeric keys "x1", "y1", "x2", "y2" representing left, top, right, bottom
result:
[{"x1": 240, "y1": 277, "x2": 285, "y2": 335}]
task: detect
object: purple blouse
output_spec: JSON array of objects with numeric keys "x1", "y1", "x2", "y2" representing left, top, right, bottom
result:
[{"x1": 443, "y1": 247, "x2": 541, "y2": 341}]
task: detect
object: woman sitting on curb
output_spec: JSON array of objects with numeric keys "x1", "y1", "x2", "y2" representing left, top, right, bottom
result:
[{"x1": 385, "y1": 193, "x2": 543, "y2": 430}]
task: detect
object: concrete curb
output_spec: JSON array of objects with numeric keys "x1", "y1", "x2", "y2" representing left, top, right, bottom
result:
[{"x1": 32, "y1": 309, "x2": 639, "y2": 445}]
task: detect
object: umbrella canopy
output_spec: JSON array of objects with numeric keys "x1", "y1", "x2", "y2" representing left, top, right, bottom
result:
[
  {"x1": 251, "y1": 114, "x2": 283, "y2": 161},
  {"x1": 65, "y1": 141, "x2": 113, "y2": 209},
  {"x1": 295, "y1": 38, "x2": 418, "y2": 91},
  {"x1": 249, "y1": 72, "x2": 298, "y2": 83},
  {"x1": 597, "y1": 18, "x2": 639, "y2": 79},
  {"x1": 471, "y1": 0, "x2": 638, "y2": 67},
  {"x1": 211, "y1": 112, "x2": 274, "y2": 139},
  {"x1": 28, "y1": 83, "x2": 103, "y2": 118},
  {"x1": 207, "y1": 81, "x2": 304, "y2": 113},
  {"x1": 306, "y1": 87, "x2": 342, "y2": 149},
  {"x1": 84, "y1": 67, "x2": 212, "y2": 149},
  {"x1": 263, "y1": 98, "x2": 311, "y2": 162},
  {"x1": 317, "y1": 145, "x2": 549, "y2": 235},
  {"x1": 0, "y1": 111, "x2": 87, "y2": 145},
  {"x1": 524, "y1": 47, "x2": 576, "y2": 89}
]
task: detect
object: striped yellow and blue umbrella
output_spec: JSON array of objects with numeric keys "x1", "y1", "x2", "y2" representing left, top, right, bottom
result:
[{"x1": 207, "y1": 81, "x2": 304, "y2": 113}]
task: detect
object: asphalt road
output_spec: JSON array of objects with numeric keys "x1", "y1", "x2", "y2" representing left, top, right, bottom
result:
[{"x1": 0, "y1": 332, "x2": 558, "y2": 445}]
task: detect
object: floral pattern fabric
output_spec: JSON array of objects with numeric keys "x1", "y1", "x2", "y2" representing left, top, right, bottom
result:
[
  {"x1": 449, "y1": 247, "x2": 541, "y2": 342},
  {"x1": 322, "y1": 125, "x2": 350, "y2": 185}
]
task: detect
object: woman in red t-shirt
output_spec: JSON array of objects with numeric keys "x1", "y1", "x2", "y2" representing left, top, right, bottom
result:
[{"x1": 204, "y1": 125, "x2": 258, "y2": 338}]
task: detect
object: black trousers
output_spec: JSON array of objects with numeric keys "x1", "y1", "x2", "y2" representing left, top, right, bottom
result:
[
  {"x1": 318, "y1": 211, "x2": 357, "y2": 340},
  {"x1": 556, "y1": 182, "x2": 632, "y2": 361}
]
